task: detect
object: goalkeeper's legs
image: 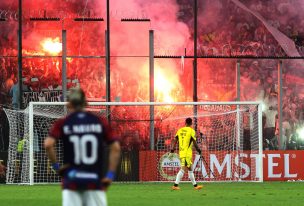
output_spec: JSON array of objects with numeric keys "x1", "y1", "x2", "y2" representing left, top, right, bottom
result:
[
  {"x1": 188, "y1": 171, "x2": 197, "y2": 185},
  {"x1": 172, "y1": 169, "x2": 185, "y2": 190},
  {"x1": 189, "y1": 166, "x2": 203, "y2": 190}
]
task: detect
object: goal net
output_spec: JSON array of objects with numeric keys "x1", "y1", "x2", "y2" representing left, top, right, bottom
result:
[{"x1": 4, "y1": 102, "x2": 263, "y2": 184}]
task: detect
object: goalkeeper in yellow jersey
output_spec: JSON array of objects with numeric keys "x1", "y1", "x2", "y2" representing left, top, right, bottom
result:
[{"x1": 170, "y1": 118, "x2": 203, "y2": 190}]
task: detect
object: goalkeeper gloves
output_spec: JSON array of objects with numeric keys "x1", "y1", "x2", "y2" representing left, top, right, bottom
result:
[{"x1": 52, "y1": 162, "x2": 60, "y2": 171}]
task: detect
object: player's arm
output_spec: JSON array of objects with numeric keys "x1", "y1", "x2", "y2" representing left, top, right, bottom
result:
[
  {"x1": 108, "y1": 141, "x2": 121, "y2": 173},
  {"x1": 192, "y1": 137, "x2": 201, "y2": 155},
  {"x1": 102, "y1": 141, "x2": 120, "y2": 190},
  {"x1": 44, "y1": 137, "x2": 60, "y2": 171},
  {"x1": 44, "y1": 119, "x2": 64, "y2": 172},
  {"x1": 101, "y1": 118, "x2": 121, "y2": 188},
  {"x1": 170, "y1": 135, "x2": 178, "y2": 153}
]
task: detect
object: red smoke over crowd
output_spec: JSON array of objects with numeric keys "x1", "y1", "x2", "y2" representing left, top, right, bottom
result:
[
  {"x1": 1, "y1": 0, "x2": 191, "y2": 102},
  {"x1": 0, "y1": 0, "x2": 304, "y2": 150}
]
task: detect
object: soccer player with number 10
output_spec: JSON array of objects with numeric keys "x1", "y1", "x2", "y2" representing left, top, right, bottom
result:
[{"x1": 44, "y1": 88, "x2": 121, "y2": 206}]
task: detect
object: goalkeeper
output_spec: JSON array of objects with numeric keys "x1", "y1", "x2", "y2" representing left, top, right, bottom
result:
[{"x1": 170, "y1": 118, "x2": 203, "y2": 190}]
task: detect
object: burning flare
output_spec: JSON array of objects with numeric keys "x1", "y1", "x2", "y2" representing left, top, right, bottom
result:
[
  {"x1": 155, "y1": 69, "x2": 176, "y2": 102},
  {"x1": 41, "y1": 37, "x2": 62, "y2": 55}
]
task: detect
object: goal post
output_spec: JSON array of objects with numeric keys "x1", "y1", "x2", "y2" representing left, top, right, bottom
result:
[
  {"x1": 258, "y1": 102, "x2": 263, "y2": 182},
  {"x1": 4, "y1": 101, "x2": 263, "y2": 184},
  {"x1": 29, "y1": 103, "x2": 34, "y2": 186}
]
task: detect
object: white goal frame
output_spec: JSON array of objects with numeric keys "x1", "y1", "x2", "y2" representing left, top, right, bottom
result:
[{"x1": 25, "y1": 101, "x2": 263, "y2": 185}]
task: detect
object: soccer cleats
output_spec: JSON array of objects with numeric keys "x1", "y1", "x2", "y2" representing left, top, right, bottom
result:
[
  {"x1": 194, "y1": 185, "x2": 203, "y2": 190},
  {"x1": 171, "y1": 184, "x2": 203, "y2": 190},
  {"x1": 171, "y1": 186, "x2": 180, "y2": 190}
]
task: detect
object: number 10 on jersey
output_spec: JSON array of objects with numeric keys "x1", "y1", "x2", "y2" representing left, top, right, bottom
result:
[{"x1": 69, "y1": 134, "x2": 98, "y2": 165}]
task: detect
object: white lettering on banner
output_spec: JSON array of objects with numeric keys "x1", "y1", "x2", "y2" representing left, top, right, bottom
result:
[
  {"x1": 193, "y1": 153, "x2": 298, "y2": 179},
  {"x1": 193, "y1": 155, "x2": 208, "y2": 178},
  {"x1": 284, "y1": 154, "x2": 297, "y2": 178},
  {"x1": 192, "y1": 154, "x2": 200, "y2": 172},
  {"x1": 23, "y1": 91, "x2": 62, "y2": 107},
  {"x1": 234, "y1": 153, "x2": 250, "y2": 179},
  {"x1": 250, "y1": 153, "x2": 261, "y2": 179},
  {"x1": 210, "y1": 154, "x2": 231, "y2": 178},
  {"x1": 163, "y1": 161, "x2": 180, "y2": 167},
  {"x1": 199, "y1": 105, "x2": 232, "y2": 112},
  {"x1": 268, "y1": 154, "x2": 281, "y2": 178},
  {"x1": 158, "y1": 152, "x2": 299, "y2": 180}
]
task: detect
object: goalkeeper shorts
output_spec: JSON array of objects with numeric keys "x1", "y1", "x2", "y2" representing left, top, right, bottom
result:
[{"x1": 180, "y1": 157, "x2": 192, "y2": 168}]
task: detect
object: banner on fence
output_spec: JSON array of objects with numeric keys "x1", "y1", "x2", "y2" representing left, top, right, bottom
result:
[{"x1": 139, "y1": 150, "x2": 304, "y2": 181}]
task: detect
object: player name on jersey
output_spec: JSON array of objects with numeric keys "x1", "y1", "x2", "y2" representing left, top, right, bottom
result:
[
  {"x1": 198, "y1": 105, "x2": 232, "y2": 112},
  {"x1": 63, "y1": 124, "x2": 103, "y2": 135}
]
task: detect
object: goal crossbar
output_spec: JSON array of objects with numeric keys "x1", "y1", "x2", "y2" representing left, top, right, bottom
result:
[{"x1": 29, "y1": 101, "x2": 262, "y2": 106}]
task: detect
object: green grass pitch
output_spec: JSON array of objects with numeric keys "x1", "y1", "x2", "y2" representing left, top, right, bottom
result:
[{"x1": 0, "y1": 182, "x2": 303, "y2": 206}]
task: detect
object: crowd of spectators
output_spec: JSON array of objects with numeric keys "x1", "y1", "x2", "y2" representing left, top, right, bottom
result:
[
  {"x1": 177, "y1": 0, "x2": 304, "y2": 150},
  {"x1": 178, "y1": 0, "x2": 304, "y2": 56},
  {"x1": 0, "y1": 0, "x2": 304, "y2": 151}
]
